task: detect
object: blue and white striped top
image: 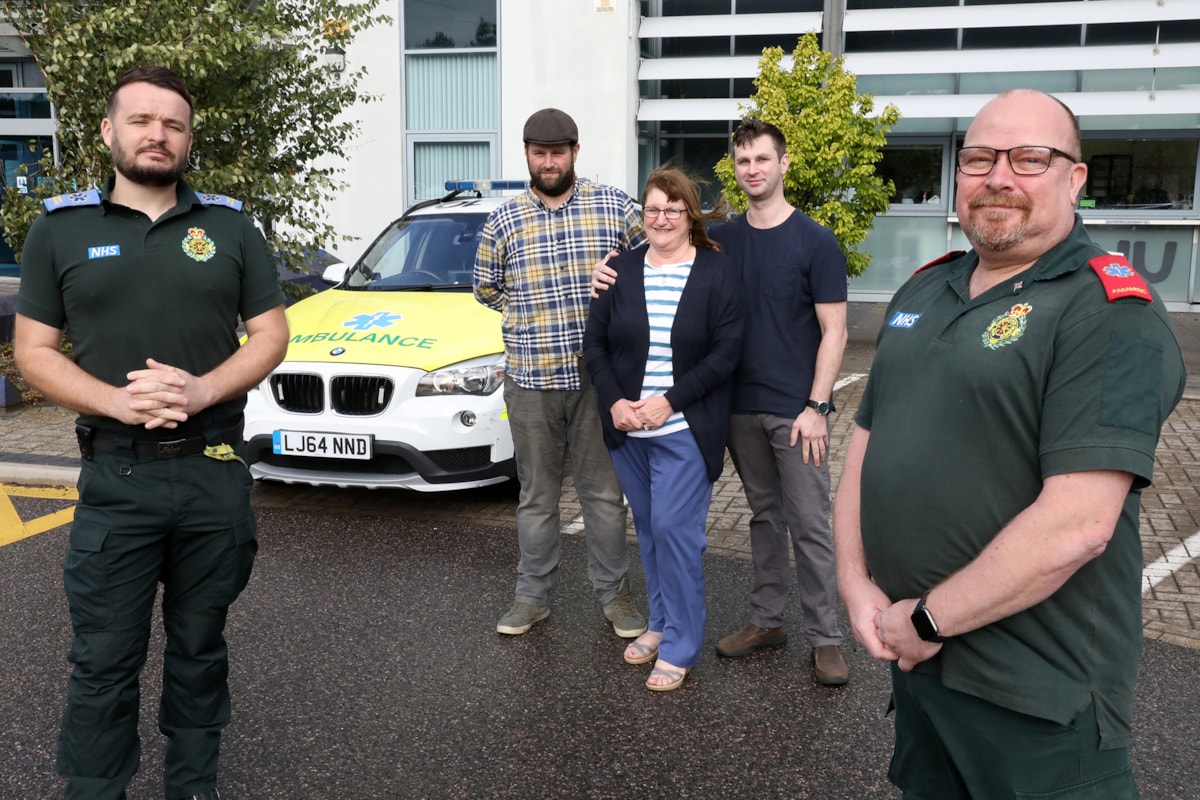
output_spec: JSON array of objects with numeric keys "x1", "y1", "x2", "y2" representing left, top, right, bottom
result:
[{"x1": 630, "y1": 257, "x2": 692, "y2": 439}]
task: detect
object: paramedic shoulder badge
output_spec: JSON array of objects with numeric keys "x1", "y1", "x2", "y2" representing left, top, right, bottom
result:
[
  {"x1": 1088, "y1": 255, "x2": 1151, "y2": 303},
  {"x1": 982, "y1": 302, "x2": 1032, "y2": 350},
  {"x1": 182, "y1": 227, "x2": 216, "y2": 262}
]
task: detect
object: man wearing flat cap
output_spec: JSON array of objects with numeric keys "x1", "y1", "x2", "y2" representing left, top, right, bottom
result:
[{"x1": 475, "y1": 108, "x2": 648, "y2": 638}]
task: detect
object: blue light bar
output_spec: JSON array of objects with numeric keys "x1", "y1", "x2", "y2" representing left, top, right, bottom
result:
[{"x1": 444, "y1": 180, "x2": 528, "y2": 192}]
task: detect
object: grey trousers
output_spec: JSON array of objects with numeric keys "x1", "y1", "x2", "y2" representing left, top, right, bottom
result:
[
  {"x1": 727, "y1": 412, "x2": 843, "y2": 645},
  {"x1": 503, "y1": 374, "x2": 630, "y2": 607}
]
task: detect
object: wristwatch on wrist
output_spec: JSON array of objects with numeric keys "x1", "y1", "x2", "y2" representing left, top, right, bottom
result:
[
  {"x1": 806, "y1": 399, "x2": 832, "y2": 416},
  {"x1": 911, "y1": 591, "x2": 946, "y2": 643}
]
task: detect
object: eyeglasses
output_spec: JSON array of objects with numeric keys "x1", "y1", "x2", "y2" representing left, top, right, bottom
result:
[
  {"x1": 643, "y1": 207, "x2": 686, "y2": 220},
  {"x1": 956, "y1": 146, "x2": 1079, "y2": 176}
]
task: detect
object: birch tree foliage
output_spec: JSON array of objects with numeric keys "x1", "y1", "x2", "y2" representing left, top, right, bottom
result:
[{"x1": 715, "y1": 33, "x2": 900, "y2": 278}]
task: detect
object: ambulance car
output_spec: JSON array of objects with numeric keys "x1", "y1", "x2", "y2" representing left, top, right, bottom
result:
[{"x1": 243, "y1": 181, "x2": 526, "y2": 491}]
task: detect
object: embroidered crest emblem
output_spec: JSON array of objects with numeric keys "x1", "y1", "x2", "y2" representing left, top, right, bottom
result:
[
  {"x1": 181, "y1": 227, "x2": 216, "y2": 262},
  {"x1": 982, "y1": 303, "x2": 1032, "y2": 350}
]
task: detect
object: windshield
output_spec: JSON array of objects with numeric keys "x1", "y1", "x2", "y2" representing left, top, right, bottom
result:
[{"x1": 345, "y1": 211, "x2": 485, "y2": 290}]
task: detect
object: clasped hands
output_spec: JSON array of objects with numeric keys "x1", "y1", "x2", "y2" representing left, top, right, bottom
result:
[
  {"x1": 845, "y1": 580, "x2": 943, "y2": 672},
  {"x1": 121, "y1": 357, "x2": 211, "y2": 430},
  {"x1": 610, "y1": 395, "x2": 673, "y2": 433}
]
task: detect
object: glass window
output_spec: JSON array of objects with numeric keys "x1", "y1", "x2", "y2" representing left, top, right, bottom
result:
[
  {"x1": 735, "y1": 34, "x2": 810, "y2": 56},
  {"x1": 959, "y1": 70, "x2": 1076, "y2": 95},
  {"x1": 853, "y1": 215, "x2": 952, "y2": 294},
  {"x1": 1080, "y1": 138, "x2": 1198, "y2": 211},
  {"x1": 848, "y1": 0, "x2": 959, "y2": 7},
  {"x1": 413, "y1": 140, "x2": 491, "y2": 202},
  {"x1": 962, "y1": 25, "x2": 1079, "y2": 50},
  {"x1": 662, "y1": 36, "x2": 731, "y2": 57},
  {"x1": 845, "y1": 29, "x2": 957, "y2": 52},
  {"x1": 878, "y1": 143, "x2": 946, "y2": 206},
  {"x1": 1085, "y1": 21, "x2": 1158, "y2": 46},
  {"x1": 658, "y1": 78, "x2": 737, "y2": 100},
  {"x1": 737, "y1": 0, "x2": 820, "y2": 11},
  {"x1": 405, "y1": 0, "x2": 497, "y2": 50},
  {"x1": 661, "y1": 0, "x2": 730, "y2": 15}
]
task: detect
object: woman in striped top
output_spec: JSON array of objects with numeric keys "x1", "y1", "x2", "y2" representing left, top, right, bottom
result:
[{"x1": 583, "y1": 167, "x2": 744, "y2": 691}]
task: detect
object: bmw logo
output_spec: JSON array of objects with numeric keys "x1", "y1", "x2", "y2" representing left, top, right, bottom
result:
[{"x1": 330, "y1": 347, "x2": 346, "y2": 356}]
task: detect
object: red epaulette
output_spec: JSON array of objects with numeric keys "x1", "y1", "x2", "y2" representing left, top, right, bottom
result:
[
  {"x1": 1088, "y1": 254, "x2": 1152, "y2": 303},
  {"x1": 911, "y1": 250, "x2": 966, "y2": 277}
]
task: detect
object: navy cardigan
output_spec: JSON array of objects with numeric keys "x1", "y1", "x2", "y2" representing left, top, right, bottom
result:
[{"x1": 583, "y1": 243, "x2": 744, "y2": 482}]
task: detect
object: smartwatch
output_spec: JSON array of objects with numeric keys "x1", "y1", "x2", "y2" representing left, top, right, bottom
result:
[
  {"x1": 806, "y1": 399, "x2": 832, "y2": 416},
  {"x1": 911, "y1": 591, "x2": 946, "y2": 643}
]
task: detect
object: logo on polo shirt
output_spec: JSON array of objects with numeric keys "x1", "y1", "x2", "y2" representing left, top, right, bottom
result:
[
  {"x1": 181, "y1": 227, "x2": 216, "y2": 262},
  {"x1": 888, "y1": 311, "x2": 922, "y2": 329},
  {"x1": 982, "y1": 303, "x2": 1032, "y2": 350},
  {"x1": 87, "y1": 244, "x2": 121, "y2": 259}
]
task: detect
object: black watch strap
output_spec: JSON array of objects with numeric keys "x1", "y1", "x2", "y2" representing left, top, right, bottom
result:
[
  {"x1": 806, "y1": 399, "x2": 833, "y2": 416},
  {"x1": 911, "y1": 591, "x2": 946, "y2": 643}
]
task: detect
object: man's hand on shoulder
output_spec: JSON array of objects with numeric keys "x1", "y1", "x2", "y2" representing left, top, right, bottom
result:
[{"x1": 590, "y1": 250, "x2": 619, "y2": 298}]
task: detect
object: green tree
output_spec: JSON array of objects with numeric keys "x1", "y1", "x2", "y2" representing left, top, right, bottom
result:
[
  {"x1": 0, "y1": 1, "x2": 389, "y2": 294},
  {"x1": 714, "y1": 33, "x2": 900, "y2": 278}
]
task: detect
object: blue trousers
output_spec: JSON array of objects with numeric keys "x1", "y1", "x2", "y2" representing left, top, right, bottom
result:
[
  {"x1": 609, "y1": 429, "x2": 711, "y2": 668},
  {"x1": 59, "y1": 442, "x2": 257, "y2": 800}
]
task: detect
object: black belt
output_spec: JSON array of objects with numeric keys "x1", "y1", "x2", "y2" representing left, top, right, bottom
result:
[{"x1": 79, "y1": 423, "x2": 243, "y2": 460}]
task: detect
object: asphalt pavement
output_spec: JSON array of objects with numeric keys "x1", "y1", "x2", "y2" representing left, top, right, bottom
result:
[{"x1": 3, "y1": 296, "x2": 1200, "y2": 797}]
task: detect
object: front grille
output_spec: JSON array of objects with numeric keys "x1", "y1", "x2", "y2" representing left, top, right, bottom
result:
[
  {"x1": 331, "y1": 376, "x2": 394, "y2": 415},
  {"x1": 426, "y1": 446, "x2": 492, "y2": 472},
  {"x1": 270, "y1": 374, "x2": 324, "y2": 413},
  {"x1": 258, "y1": 452, "x2": 416, "y2": 475}
]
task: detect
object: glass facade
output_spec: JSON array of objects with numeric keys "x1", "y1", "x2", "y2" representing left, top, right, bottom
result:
[{"x1": 635, "y1": 0, "x2": 1200, "y2": 307}]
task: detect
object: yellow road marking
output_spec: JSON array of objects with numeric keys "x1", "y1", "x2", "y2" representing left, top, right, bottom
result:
[{"x1": 0, "y1": 483, "x2": 78, "y2": 545}]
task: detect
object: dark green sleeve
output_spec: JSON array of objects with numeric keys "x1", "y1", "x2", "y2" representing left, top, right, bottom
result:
[
  {"x1": 1040, "y1": 300, "x2": 1184, "y2": 487},
  {"x1": 238, "y1": 215, "x2": 286, "y2": 320},
  {"x1": 13, "y1": 214, "x2": 66, "y2": 329}
]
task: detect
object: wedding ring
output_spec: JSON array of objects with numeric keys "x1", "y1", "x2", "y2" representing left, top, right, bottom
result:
[{"x1": 643, "y1": 424, "x2": 651, "y2": 431}]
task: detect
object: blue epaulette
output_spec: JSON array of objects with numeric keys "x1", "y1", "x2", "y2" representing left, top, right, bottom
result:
[
  {"x1": 196, "y1": 192, "x2": 244, "y2": 212},
  {"x1": 43, "y1": 189, "x2": 102, "y2": 213}
]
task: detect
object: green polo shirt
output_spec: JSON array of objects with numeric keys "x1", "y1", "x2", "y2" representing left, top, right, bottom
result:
[
  {"x1": 16, "y1": 176, "x2": 284, "y2": 437},
  {"x1": 857, "y1": 217, "x2": 1184, "y2": 748}
]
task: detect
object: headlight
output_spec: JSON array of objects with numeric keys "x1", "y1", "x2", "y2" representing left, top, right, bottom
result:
[{"x1": 416, "y1": 359, "x2": 505, "y2": 396}]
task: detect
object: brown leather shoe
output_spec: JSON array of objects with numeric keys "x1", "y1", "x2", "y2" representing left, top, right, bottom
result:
[
  {"x1": 812, "y1": 644, "x2": 849, "y2": 685},
  {"x1": 715, "y1": 622, "x2": 788, "y2": 657}
]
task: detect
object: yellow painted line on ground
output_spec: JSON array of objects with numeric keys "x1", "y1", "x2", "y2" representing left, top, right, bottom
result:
[{"x1": 0, "y1": 483, "x2": 78, "y2": 546}]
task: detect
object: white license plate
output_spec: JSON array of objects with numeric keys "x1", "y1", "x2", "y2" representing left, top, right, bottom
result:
[{"x1": 272, "y1": 430, "x2": 373, "y2": 460}]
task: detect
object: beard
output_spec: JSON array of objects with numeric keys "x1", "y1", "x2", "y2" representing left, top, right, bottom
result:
[
  {"x1": 529, "y1": 164, "x2": 576, "y2": 197},
  {"x1": 111, "y1": 135, "x2": 187, "y2": 188},
  {"x1": 963, "y1": 193, "x2": 1030, "y2": 252}
]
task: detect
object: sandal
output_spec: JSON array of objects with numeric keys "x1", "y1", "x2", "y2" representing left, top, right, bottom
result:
[
  {"x1": 645, "y1": 663, "x2": 689, "y2": 692},
  {"x1": 623, "y1": 635, "x2": 660, "y2": 665}
]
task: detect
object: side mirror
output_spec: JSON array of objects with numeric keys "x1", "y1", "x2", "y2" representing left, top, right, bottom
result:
[{"x1": 322, "y1": 262, "x2": 349, "y2": 285}]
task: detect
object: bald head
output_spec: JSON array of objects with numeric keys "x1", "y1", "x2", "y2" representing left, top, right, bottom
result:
[{"x1": 970, "y1": 90, "x2": 1080, "y2": 161}]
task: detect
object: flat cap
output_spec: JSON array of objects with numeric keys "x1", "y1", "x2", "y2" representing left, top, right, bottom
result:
[{"x1": 523, "y1": 108, "x2": 578, "y2": 145}]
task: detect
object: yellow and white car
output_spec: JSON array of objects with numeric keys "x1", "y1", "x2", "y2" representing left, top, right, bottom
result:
[{"x1": 243, "y1": 182, "x2": 524, "y2": 491}]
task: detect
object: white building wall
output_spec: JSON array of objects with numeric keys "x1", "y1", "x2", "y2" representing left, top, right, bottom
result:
[{"x1": 496, "y1": 0, "x2": 640, "y2": 196}]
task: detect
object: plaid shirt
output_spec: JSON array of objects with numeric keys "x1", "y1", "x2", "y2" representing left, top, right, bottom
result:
[{"x1": 474, "y1": 178, "x2": 645, "y2": 390}]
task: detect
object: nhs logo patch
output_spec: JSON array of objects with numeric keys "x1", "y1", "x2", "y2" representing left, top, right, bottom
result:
[
  {"x1": 88, "y1": 244, "x2": 121, "y2": 260},
  {"x1": 888, "y1": 311, "x2": 922, "y2": 329}
]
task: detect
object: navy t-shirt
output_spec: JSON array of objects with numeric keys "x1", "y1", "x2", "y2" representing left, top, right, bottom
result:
[{"x1": 711, "y1": 210, "x2": 847, "y2": 417}]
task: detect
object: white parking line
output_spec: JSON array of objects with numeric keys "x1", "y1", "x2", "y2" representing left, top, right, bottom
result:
[
  {"x1": 836, "y1": 373, "x2": 868, "y2": 391},
  {"x1": 1143, "y1": 529, "x2": 1200, "y2": 594}
]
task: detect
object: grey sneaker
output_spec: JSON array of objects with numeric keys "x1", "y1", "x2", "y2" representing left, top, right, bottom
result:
[
  {"x1": 603, "y1": 579, "x2": 648, "y2": 638},
  {"x1": 496, "y1": 602, "x2": 549, "y2": 635}
]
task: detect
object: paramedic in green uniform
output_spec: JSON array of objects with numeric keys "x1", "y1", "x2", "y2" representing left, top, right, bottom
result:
[
  {"x1": 14, "y1": 66, "x2": 288, "y2": 800},
  {"x1": 834, "y1": 89, "x2": 1185, "y2": 798}
]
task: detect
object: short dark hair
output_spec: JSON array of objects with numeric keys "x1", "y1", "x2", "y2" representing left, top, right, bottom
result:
[
  {"x1": 107, "y1": 65, "x2": 194, "y2": 125},
  {"x1": 732, "y1": 118, "x2": 787, "y2": 159}
]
